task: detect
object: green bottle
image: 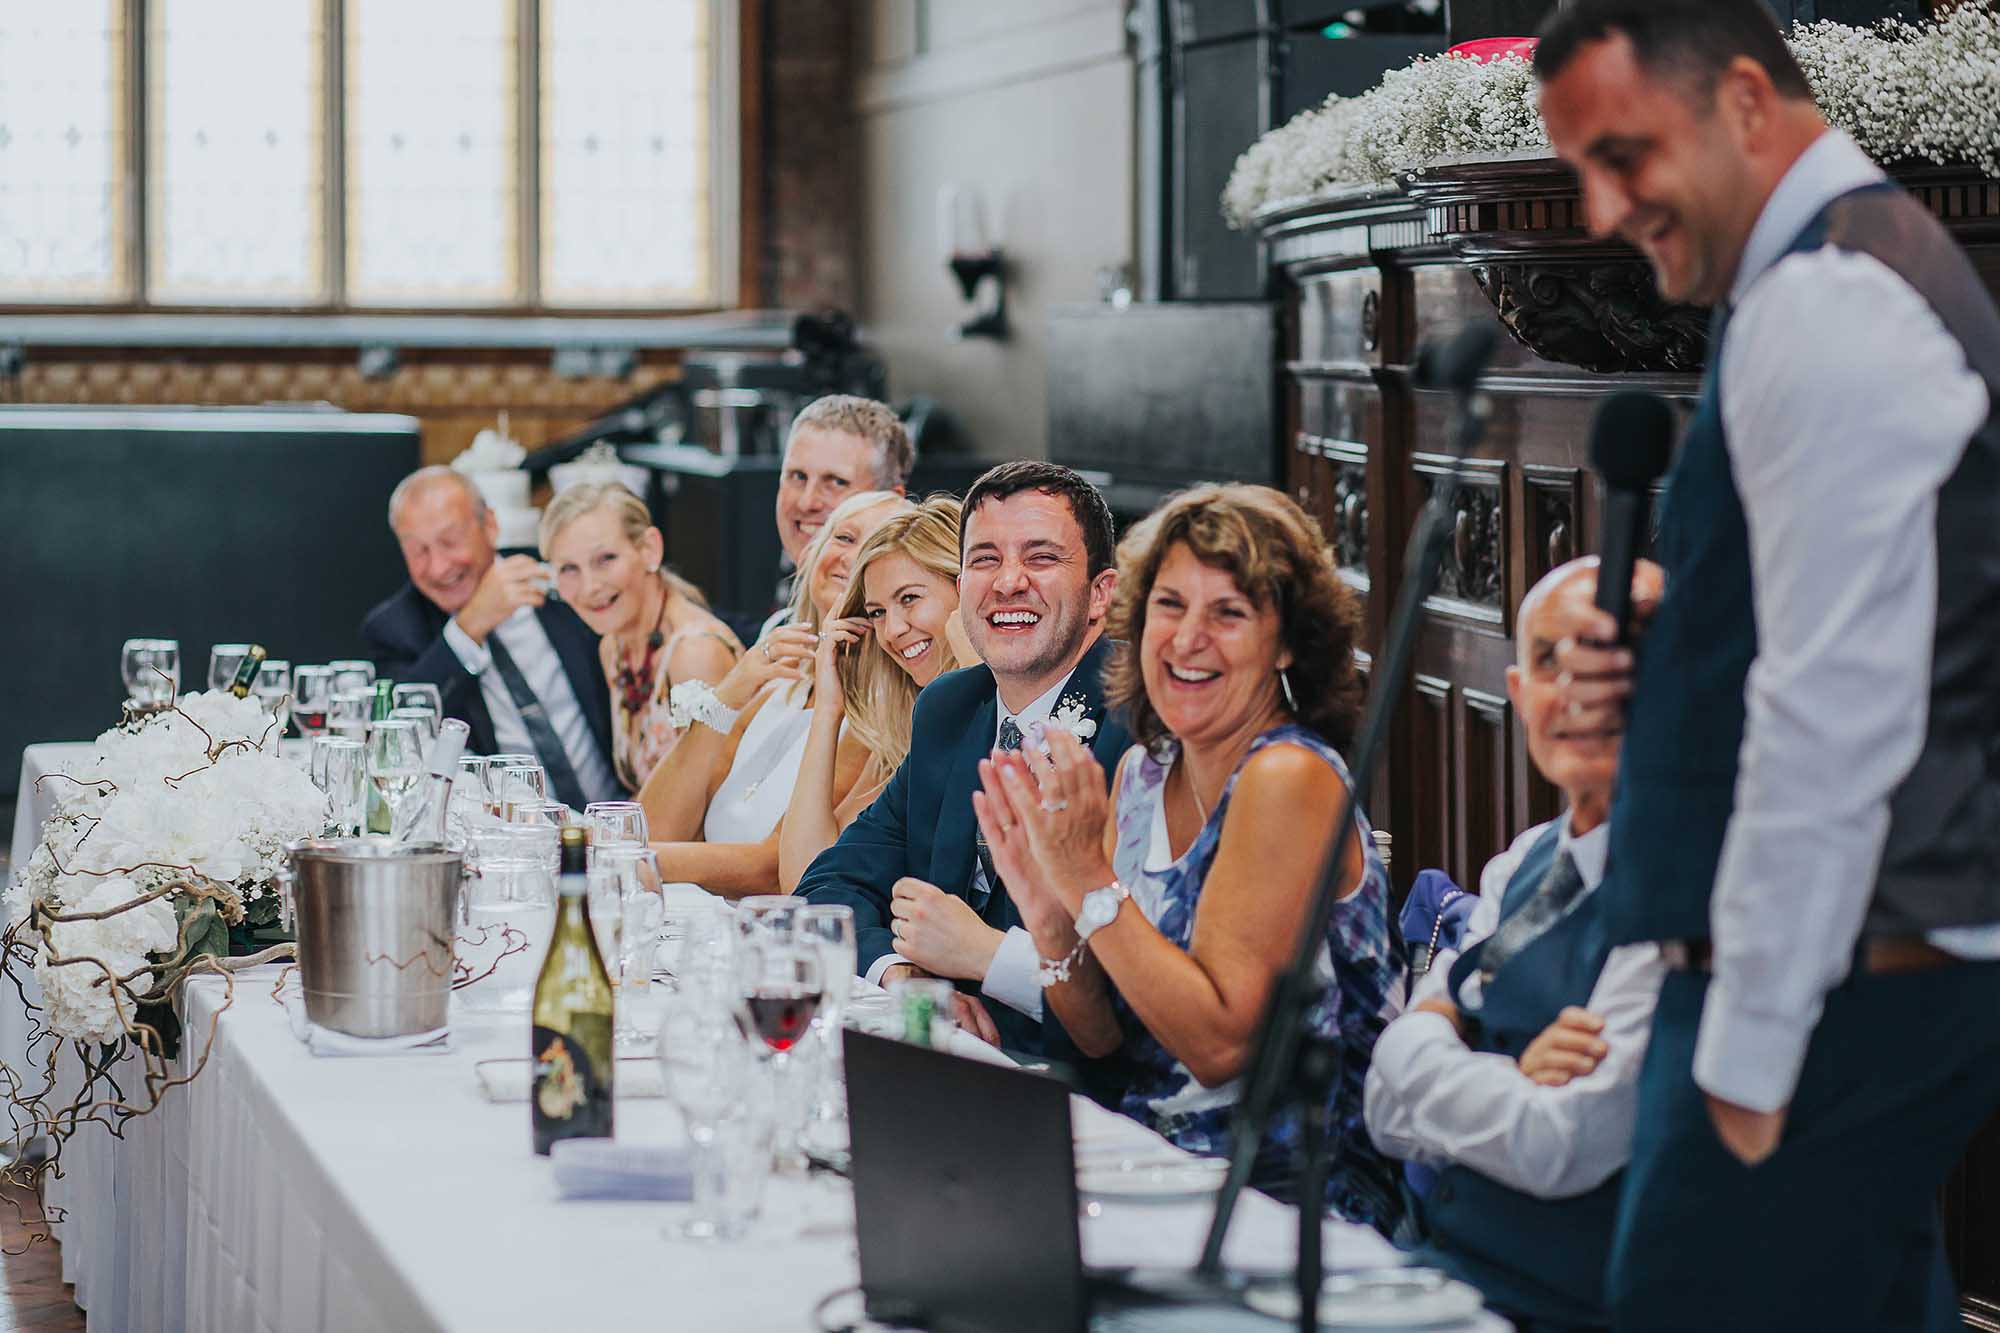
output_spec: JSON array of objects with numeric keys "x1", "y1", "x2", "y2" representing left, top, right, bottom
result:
[
  {"x1": 366, "y1": 680, "x2": 397, "y2": 832},
  {"x1": 531, "y1": 826, "x2": 615, "y2": 1155}
]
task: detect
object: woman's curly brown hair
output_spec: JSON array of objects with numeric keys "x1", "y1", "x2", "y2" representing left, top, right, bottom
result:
[{"x1": 1104, "y1": 483, "x2": 1365, "y2": 755}]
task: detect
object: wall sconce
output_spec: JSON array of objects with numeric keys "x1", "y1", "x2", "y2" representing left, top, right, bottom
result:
[{"x1": 937, "y1": 183, "x2": 1008, "y2": 341}]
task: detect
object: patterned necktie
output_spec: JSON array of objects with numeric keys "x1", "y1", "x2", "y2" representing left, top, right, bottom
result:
[
  {"x1": 1474, "y1": 850, "x2": 1588, "y2": 988},
  {"x1": 972, "y1": 717, "x2": 1025, "y2": 910},
  {"x1": 485, "y1": 635, "x2": 588, "y2": 810}
]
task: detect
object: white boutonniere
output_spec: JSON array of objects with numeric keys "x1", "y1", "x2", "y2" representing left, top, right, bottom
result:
[{"x1": 1046, "y1": 693, "x2": 1098, "y2": 742}]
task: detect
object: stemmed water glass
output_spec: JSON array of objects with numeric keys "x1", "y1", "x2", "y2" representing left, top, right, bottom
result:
[
  {"x1": 293, "y1": 666, "x2": 335, "y2": 740},
  {"x1": 587, "y1": 845, "x2": 664, "y2": 1049},
  {"x1": 252, "y1": 659, "x2": 292, "y2": 745},
  {"x1": 796, "y1": 905, "x2": 857, "y2": 1154},
  {"x1": 121, "y1": 639, "x2": 180, "y2": 713},
  {"x1": 393, "y1": 682, "x2": 443, "y2": 717},
  {"x1": 328, "y1": 660, "x2": 376, "y2": 695},
  {"x1": 390, "y1": 704, "x2": 440, "y2": 743},
  {"x1": 494, "y1": 762, "x2": 549, "y2": 820},
  {"x1": 656, "y1": 925, "x2": 770, "y2": 1241},
  {"x1": 367, "y1": 719, "x2": 425, "y2": 837},
  {"x1": 208, "y1": 643, "x2": 254, "y2": 693}
]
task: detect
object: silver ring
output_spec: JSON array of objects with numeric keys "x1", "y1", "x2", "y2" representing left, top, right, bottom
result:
[
  {"x1": 762, "y1": 643, "x2": 773, "y2": 661},
  {"x1": 1040, "y1": 798, "x2": 1069, "y2": 813}
]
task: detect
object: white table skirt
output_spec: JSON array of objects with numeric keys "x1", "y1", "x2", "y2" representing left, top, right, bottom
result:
[{"x1": 35, "y1": 958, "x2": 1495, "y2": 1333}]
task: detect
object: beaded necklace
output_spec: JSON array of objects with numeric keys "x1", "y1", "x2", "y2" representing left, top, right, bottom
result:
[{"x1": 614, "y1": 578, "x2": 670, "y2": 716}]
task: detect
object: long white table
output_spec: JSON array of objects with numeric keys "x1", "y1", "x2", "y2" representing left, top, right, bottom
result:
[{"x1": 37, "y1": 960, "x2": 1503, "y2": 1333}]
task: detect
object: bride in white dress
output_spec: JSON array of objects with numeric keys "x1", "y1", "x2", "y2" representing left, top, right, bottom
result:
[{"x1": 635, "y1": 490, "x2": 908, "y2": 898}]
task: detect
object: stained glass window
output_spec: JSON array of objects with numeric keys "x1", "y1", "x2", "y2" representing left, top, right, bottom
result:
[
  {"x1": 540, "y1": 0, "x2": 718, "y2": 307},
  {"x1": 345, "y1": 0, "x2": 517, "y2": 306},
  {"x1": 0, "y1": 3, "x2": 129, "y2": 301},
  {"x1": 148, "y1": 0, "x2": 325, "y2": 304}
]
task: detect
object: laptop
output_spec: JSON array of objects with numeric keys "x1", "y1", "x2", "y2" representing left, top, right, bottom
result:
[{"x1": 845, "y1": 1029, "x2": 1090, "y2": 1333}]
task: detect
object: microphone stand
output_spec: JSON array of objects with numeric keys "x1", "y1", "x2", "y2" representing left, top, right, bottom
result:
[{"x1": 1195, "y1": 363, "x2": 1492, "y2": 1333}]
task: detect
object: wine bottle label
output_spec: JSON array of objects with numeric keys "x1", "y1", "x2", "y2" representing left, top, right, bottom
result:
[{"x1": 531, "y1": 1020, "x2": 614, "y2": 1154}]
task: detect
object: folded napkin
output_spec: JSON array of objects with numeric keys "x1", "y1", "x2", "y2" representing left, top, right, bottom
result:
[
  {"x1": 550, "y1": 1140, "x2": 694, "y2": 1201},
  {"x1": 279, "y1": 976, "x2": 452, "y2": 1057}
]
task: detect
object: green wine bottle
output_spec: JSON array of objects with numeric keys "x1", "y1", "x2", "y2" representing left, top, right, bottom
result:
[
  {"x1": 226, "y1": 645, "x2": 267, "y2": 699},
  {"x1": 366, "y1": 679, "x2": 397, "y2": 832},
  {"x1": 531, "y1": 826, "x2": 615, "y2": 1155}
]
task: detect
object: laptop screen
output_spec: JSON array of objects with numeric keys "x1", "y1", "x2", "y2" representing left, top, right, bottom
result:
[{"x1": 845, "y1": 1030, "x2": 1088, "y2": 1333}]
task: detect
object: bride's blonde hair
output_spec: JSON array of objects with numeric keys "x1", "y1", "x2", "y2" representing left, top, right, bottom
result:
[{"x1": 833, "y1": 495, "x2": 967, "y2": 780}]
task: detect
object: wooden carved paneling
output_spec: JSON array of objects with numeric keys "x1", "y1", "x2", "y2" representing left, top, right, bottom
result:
[
  {"x1": 1466, "y1": 260, "x2": 1710, "y2": 374},
  {"x1": 1523, "y1": 463, "x2": 1582, "y2": 586},
  {"x1": 1456, "y1": 687, "x2": 1514, "y2": 892},
  {"x1": 1414, "y1": 453, "x2": 1507, "y2": 628},
  {"x1": 1312, "y1": 437, "x2": 1371, "y2": 593},
  {"x1": 1409, "y1": 675, "x2": 1456, "y2": 885}
]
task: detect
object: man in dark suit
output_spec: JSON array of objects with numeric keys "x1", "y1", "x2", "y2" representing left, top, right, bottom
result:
[
  {"x1": 361, "y1": 466, "x2": 619, "y2": 808},
  {"x1": 799, "y1": 462, "x2": 1131, "y2": 1059}
]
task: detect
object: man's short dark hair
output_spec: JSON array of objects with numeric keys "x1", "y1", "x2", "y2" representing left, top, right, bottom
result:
[
  {"x1": 960, "y1": 461, "x2": 1117, "y2": 577},
  {"x1": 1534, "y1": 0, "x2": 1814, "y2": 103}
]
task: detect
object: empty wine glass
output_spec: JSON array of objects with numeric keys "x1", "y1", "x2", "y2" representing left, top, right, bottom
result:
[
  {"x1": 121, "y1": 639, "x2": 180, "y2": 712},
  {"x1": 583, "y1": 800, "x2": 649, "y2": 848},
  {"x1": 208, "y1": 643, "x2": 254, "y2": 694},
  {"x1": 252, "y1": 659, "x2": 292, "y2": 745},
  {"x1": 329, "y1": 688, "x2": 373, "y2": 742},
  {"x1": 321, "y1": 737, "x2": 367, "y2": 835},
  {"x1": 494, "y1": 763, "x2": 548, "y2": 819},
  {"x1": 393, "y1": 682, "x2": 443, "y2": 717},
  {"x1": 292, "y1": 666, "x2": 335, "y2": 739},
  {"x1": 367, "y1": 720, "x2": 424, "y2": 836},
  {"x1": 329, "y1": 659, "x2": 377, "y2": 695},
  {"x1": 657, "y1": 980, "x2": 765, "y2": 1241},
  {"x1": 797, "y1": 905, "x2": 857, "y2": 1040}
]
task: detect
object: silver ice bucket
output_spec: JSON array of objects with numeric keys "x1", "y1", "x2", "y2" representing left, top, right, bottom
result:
[{"x1": 284, "y1": 838, "x2": 463, "y2": 1038}]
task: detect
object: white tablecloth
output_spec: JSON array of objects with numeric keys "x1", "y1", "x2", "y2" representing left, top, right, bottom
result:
[{"x1": 37, "y1": 958, "x2": 1504, "y2": 1333}]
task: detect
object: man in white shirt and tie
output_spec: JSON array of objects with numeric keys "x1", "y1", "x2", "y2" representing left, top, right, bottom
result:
[
  {"x1": 1365, "y1": 559, "x2": 1665, "y2": 1331},
  {"x1": 363, "y1": 467, "x2": 619, "y2": 808}
]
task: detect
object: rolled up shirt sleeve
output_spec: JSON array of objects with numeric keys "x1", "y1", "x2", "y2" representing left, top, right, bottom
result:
[
  {"x1": 1366, "y1": 940, "x2": 1665, "y2": 1199},
  {"x1": 1694, "y1": 250, "x2": 1989, "y2": 1112}
]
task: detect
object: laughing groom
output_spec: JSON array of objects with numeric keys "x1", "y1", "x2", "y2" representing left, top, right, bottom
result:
[{"x1": 798, "y1": 461, "x2": 1133, "y2": 1060}]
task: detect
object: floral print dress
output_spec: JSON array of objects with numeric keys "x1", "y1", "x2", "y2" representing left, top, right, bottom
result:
[{"x1": 1107, "y1": 722, "x2": 1406, "y2": 1235}]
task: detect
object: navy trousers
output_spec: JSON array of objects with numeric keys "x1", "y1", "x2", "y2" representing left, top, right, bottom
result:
[{"x1": 1607, "y1": 962, "x2": 2000, "y2": 1333}]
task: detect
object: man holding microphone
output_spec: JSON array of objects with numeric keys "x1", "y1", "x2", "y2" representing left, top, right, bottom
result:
[{"x1": 1533, "y1": 2, "x2": 2000, "y2": 1327}]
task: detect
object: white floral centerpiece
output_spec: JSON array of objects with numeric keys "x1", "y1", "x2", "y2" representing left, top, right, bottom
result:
[
  {"x1": 5, "y1": 690, "x2": 325, "y2": 1064},
  {"x1": 1224, "y1": 6, "x2": 2000, "y2": 226}
]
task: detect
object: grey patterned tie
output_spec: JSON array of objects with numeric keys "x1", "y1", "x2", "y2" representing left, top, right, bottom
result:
[
  {"x1": 972, "y1": 717, "x2": 1025, "y2": 910},
  {"x1": 1473, "y1": 850, "x2": 1588, "y2": 988}
]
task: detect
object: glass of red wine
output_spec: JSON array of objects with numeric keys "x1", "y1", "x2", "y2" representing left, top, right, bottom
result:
[{"x1": 735, "y1": 924, "x2": 823, "y2": 1172}]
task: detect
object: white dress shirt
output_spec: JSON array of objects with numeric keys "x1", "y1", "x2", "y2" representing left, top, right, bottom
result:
[
  {"x1": 1364, "y1": 815, "x2": 1667, "y2": 1199},
  {"x1": 862, "y1": 670, "x2": 1079, "y2": 1024},
  {"x1": 443, "y1": 607, "x2": 621, "y2": 804},
  {"x1": 1695, "y1": 129, "x2": 1997, "y2": 1113}
]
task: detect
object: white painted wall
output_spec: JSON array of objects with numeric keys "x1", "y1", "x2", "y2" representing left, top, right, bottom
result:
[{"x1": 855, "y1": 0, "x2": 1135, "y2": 460}]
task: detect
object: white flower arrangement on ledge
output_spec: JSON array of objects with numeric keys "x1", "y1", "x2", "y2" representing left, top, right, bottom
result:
[{"x1": 1224, "y1": 5, "x2": 2000, "y2": 228}]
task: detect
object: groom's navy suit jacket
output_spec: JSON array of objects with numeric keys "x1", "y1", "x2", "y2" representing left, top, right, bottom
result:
[
  {"x1": 797, "y1": 636, "x2": 1132, "y2": 1059},
  {"x1": 359, "y1": 575, "x2": 614, "y2": 766}
]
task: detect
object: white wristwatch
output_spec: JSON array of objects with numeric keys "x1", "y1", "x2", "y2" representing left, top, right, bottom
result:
[{"x1": 1074, "y1": 879, "x2": 1130, "y2": 942}]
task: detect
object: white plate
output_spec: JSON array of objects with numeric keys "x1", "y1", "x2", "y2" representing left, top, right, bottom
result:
[
  {"x1": 1077, "y1": 1155, "x2": 1230, "y2": 1201},
  {"x1": 1243, "y1": 1268, "x2": 1486, "y2": 1328}
]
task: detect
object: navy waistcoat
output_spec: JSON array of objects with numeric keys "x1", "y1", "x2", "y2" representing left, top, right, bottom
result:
[
  {"x1": 1606, "y1": 181, "x2": 2000, "y2": 946},
  {"x1": 1419, "y1": 824, "x2": 1622, "y2": 1328}
]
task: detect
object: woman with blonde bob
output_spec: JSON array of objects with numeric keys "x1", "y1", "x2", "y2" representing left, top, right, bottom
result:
[
  {"x1": 778, "y1": 495, "x2": 980, "y2": 890},
  {"x1": 973, "y1": 483, "x2": 1405, "y2": 1233},
  {"x1": 637, "y1": 488, "x2": 908, "y2": 897},
  {"x1": 539, "y1": 480, "x2": 740, "y2": 791}
]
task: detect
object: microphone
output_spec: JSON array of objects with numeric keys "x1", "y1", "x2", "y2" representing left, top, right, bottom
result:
[
  {"x1": 1414, "y1": 322, "x2": 1500, "y2": 394},
  {"x1": 1589, "y1": 390, "x2": 1677, "y2": 644}
]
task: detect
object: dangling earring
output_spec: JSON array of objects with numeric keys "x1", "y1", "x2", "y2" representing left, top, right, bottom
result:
[{"x1": 1279, "y1": 667, "x2": 1298, "y2": 713}]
